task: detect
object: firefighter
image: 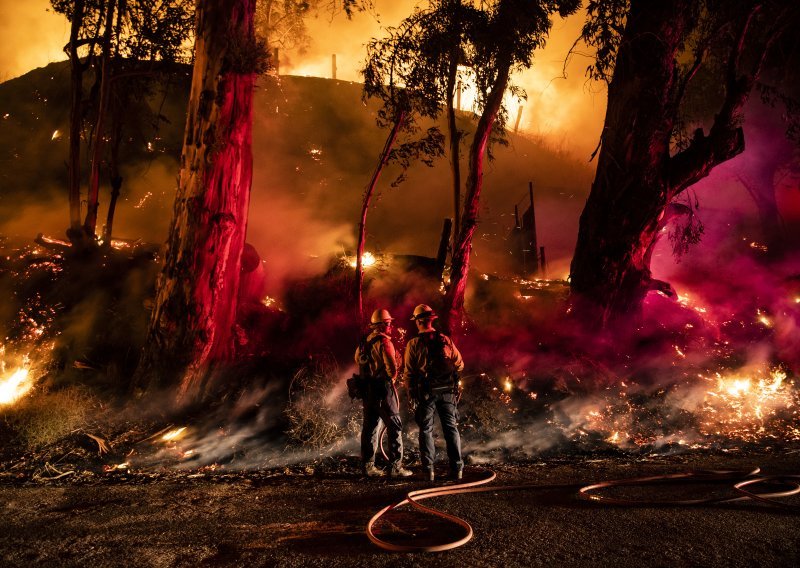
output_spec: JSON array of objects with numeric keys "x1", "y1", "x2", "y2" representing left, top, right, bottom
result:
[
  {"x1": 404, "y1": 304, "x2": 464, "y2": 481},
  {"x1": 355, "y1": 308, "x2": 413, "y2": 478}
]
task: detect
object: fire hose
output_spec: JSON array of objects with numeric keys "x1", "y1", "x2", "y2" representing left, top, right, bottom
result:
[{"x1": 366, "y1": 466, "x2": 800, "y2": 553}]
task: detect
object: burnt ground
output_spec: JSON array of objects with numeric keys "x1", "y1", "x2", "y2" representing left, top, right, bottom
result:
[{"x1": 1, "y1": 450, "x2": 799, "y2": 567}]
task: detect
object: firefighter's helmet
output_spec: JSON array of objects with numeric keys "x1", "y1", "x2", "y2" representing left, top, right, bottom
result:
[
  {"x1": 370, "y1": 308, "x2": 394, "y2": 325},
  {"x1": 411, "y1": 304, "x2": 437, "y2": 320}
]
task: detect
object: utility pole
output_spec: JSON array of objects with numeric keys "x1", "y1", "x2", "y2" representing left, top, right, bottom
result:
[{"x1": 514, "y1": 105, "x2": 523, "y2": 132}]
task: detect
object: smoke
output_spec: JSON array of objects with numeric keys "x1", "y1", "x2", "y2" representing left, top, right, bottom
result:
[{"x1": 0, "y1": 0, "x2": 67, "y2": 81}]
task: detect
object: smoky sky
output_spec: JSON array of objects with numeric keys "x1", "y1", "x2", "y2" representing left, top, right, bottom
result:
[{"x1": 1, "y1": 1, "x2": 607, "y2": 156}]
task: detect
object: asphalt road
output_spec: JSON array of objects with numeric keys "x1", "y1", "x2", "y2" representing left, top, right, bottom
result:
[{"x1": 1, "y1": 452, "x2": 799, "y2": 567}]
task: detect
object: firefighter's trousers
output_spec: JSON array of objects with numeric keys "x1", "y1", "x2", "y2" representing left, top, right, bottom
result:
[
  {"x1": 361, "y1": 380, "x2": 403, "y2": 466},
  {"x1": 415, "y1": 392, "x2": 463, "y2": 472}
]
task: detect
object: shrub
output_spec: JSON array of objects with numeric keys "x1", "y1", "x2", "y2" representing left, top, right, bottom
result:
[{"x1": 2, "y1": 387, "x2": 96, "y2": 449}]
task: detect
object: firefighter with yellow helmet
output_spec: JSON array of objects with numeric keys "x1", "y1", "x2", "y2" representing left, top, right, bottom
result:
[
  {"x1": 354, "y1": 308, "x2": 413, "y2": 477},
  {"x1": 404, "y1": 304, "x2": 464, "y2": 481}
]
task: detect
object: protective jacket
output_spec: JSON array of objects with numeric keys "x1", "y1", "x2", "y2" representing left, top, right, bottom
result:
[
  {"x1": 403, "y1": 331, "x2": 464, "y2": 396},
  {"x1": 355, "y1": 331, "x2": 399, "y2": 383}
]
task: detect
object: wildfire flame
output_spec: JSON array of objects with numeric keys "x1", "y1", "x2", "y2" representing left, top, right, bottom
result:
[
  {"x1": 0, "y1": 368, "x2": 33, "y2": 406},
  {"x1": 349, "y1": 251, "x2": 376, "y2": 269},
  {"x1": 161, "y1": 427, "x2": 187, "y2": 442},
  {"x1": 699, "y1": 369, "x2": 796, "y2": 441}
]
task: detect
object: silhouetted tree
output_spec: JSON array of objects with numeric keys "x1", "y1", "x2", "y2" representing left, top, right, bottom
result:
[
  {"x1": 364, "y1": 0, "x2": 579, "y2": 332},
  {"x1": 569, "y1": 0, "x2": 799, "y2": 325}
]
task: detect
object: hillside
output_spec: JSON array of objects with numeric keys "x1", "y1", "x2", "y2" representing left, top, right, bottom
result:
[{"x1": 0, "y1": 62, "x2": 595, "y2": 286}]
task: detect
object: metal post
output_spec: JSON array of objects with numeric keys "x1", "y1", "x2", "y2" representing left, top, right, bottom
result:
[{"x1": 456, "y1": 80, "x2": 462, "y2": 111}]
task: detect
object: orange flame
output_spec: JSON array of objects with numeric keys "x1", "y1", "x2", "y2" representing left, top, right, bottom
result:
[{"x1": 0, "y1": 368, "x2": 33, "y2": 406}]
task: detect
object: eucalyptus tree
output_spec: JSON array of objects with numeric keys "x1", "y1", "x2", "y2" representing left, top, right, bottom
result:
[{"x1": 569, "y1": 0, "x2": 800, "y2": 325}]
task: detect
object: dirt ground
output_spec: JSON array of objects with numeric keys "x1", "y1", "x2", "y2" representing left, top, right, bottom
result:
[{"x1": 1, "y1": 451, "x2": 799, "y2": 567}]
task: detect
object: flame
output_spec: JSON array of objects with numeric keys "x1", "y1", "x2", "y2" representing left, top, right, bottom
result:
[
  {"x1": 51, "y1": 130, "x2": 61, "y2": 140},
  {"x1": 699, "y1": 369, "x2": 797, "y2": 441},
  {"x1": 349, "y1": 251, "x2": 376, "y2": 268},
  {"x1": 756, "y1": 309, "x2": 772, "y2": 327},
  {"x1": 161, "y1": 427, "x2": 187, "y2": 442},
  {"x1": 0, "y1": 368, "x2": 33, "y2": 406},
  {"x1": 503, "y1": 378, "x2": 513, "y2": 392}
]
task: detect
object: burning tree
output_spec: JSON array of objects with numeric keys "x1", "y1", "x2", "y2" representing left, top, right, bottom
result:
[
  {"x1": 364, "y1": 0, "x2": 580, "y2": 332},
  {"x1": 569, "y1": 0, "x2": 800, "y2": 325},
  {"x1": 135, "y1": 0, "x2": 266, "y2": 404}
]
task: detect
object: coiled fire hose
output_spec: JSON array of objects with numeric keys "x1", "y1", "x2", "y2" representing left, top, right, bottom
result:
[{"x1": 366, "y1": 466, "x2": 800, "y2": 553}]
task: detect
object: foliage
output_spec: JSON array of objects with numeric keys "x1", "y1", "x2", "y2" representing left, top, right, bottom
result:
[
  {"x1": 667, "y1": 195, "x2": 705, "y2": 261},
  {"x1": 2, "y1": 388, "x2": 96, "y2": 449},
  {"x1": 51, "y1": 0, "x2": 195, "y2": 64},
  {"x1": 283, "y1": 355, "x2": 359, "y2": 449}
]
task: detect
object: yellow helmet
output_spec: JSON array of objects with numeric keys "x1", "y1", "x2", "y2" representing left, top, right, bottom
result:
[
  {"x1": 411, "y1": 304, "x2": 437, "y2": 320},
  {"x1": 370, "y1": 308, "x2": 394, "y2": 325}
]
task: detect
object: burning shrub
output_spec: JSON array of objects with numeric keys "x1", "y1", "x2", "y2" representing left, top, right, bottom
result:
[
  {"x1": 283, "y1": 354, "x2": 360, "y2": 449},
  {"x1": 2, "y1": 387, "x2": 96, "y2": 449}
]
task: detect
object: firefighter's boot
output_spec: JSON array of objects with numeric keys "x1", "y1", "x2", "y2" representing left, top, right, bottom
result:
[
  {"x1": 389, "y1": 464, "x2": 413, "y2": 478},
  {"x1": 363, "y1": 462, "x2": 385, "y2": 477}
]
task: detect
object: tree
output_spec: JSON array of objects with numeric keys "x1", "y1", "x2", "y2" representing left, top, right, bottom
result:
[
  {"x1": 569, "y1": 0, "x2": 799, "y2": 325},
  {"x1": 135, "y1": 0, "x2": 266, "y2": 404},
  {"x1": 443, "y1": 0, "x2": 579, "y2": 331},
  {"x1": 51, "y1": 0, "x2": 194, "y2": 245},
  {"x1": 364, "y1": 0, "x2": 579, "y2": 332}
]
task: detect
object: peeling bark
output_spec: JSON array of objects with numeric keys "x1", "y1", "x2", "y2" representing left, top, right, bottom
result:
[
  {"x1": 570, "y1": 0, "x2": 768, "y2": 325},
  {"x1": 136, "y1": 0, "x2": 257, "y2": 405}
]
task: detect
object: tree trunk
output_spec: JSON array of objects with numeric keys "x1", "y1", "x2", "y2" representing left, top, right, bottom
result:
[
  {"x1": 443, "y1": 51, "x2": 511, "y2": 332},
  {"x1": 135, "y1": 0, "x2": 258, "y2": 405},
  {"x1": 445, "y1": 26, "x2": 462, "y2": 242},
  {"x1": 355, "y1": 111, "x2": 405, "y2": 323},
  {"x1": 102, "y1": 4, "x2": 125, "y2": 247},
  {"x1": 570, "y1": 0, "x2": 758, "y2": 325},
  {"x1": 67, "y1": 0, "x2": 87, "y2": 240},
  {"x1": 84, "y1": 0, "x2": 117, "y2": 240}
]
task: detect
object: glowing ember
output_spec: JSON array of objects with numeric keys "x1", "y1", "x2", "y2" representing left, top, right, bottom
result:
[
  {"x1": 0, "y1": 368, "x2": 33, "y2": 406},
  {"x1": 503, "y1": 378, "x2": 513, "y2": 392},
  {"x1": 161, "y1": 427, "x2": 187, "y2": 442},
  {"x1": 756, "y1": 310, "x2": 772, "y2": 327},
  {"x1": 349, "y1": 251, "x2": 376, "y2": 268},
  {"x1": 134, "y1": 191, "x2": 153, "y2": 209},
  {"x1": 51, "y1": 130, "x2": 61, "y2": 140},
  {"x1": 699, "y1": 369, "x2": 798, "y2": 441}
]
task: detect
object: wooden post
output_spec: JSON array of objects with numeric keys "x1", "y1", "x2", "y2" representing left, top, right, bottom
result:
[
  {"x1": 332, "y1": 54, "x2": 337, "y2": 80},
  {"x1": 514, "y1": 204, "x2": 520, "y2": 228},
  {"x1": 456, "y1": 80, "x2": 462, "y2": 111},
  {"x1": 539, "y1": 246, "x2": 547, "y2": 277},
  {"x1": 514, "y1": 105, "x2": 523, "y2": 132},
  {"x1": 436, "y1": 218, "x2": 453, "y2": 274},
  {"x1": 529, "y1": 182, "x2": 539, "y2": 274}
]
